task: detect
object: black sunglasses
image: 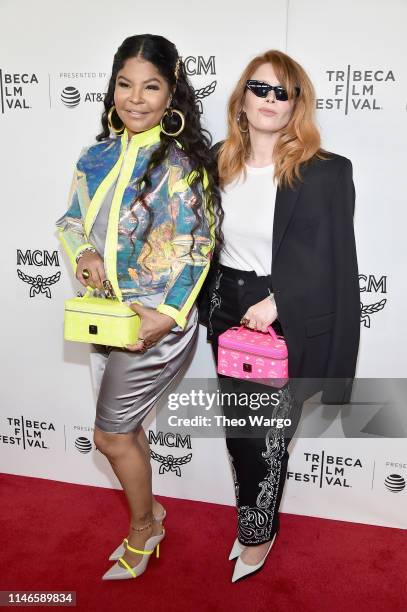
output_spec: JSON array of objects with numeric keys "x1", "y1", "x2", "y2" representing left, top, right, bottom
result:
[{"x1": 246, "y1": 79, "x2": 300, "y2": 101}]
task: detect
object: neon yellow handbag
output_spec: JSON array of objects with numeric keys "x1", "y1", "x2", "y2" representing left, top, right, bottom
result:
[{"x1": 64, "y1": 281, "x2": 140, "y2": 348}]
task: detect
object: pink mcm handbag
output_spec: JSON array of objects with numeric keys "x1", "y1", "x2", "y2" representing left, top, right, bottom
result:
[{"x1": 217, "y1": 325, "x2": 288, "y2": 386}]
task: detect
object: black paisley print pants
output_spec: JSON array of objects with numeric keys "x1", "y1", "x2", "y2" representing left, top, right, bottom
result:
[{"x1": 207, "y1": 263, "x2": 303, "y2": 546}]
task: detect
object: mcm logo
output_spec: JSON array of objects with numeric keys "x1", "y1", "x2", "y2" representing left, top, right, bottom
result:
[
  {"x1": 360, "y1": 299, "x2": 386, "y2": 328},
  {"x1": 17, "y1": 270, "x2": 61, "y2": 298},
  {"x1": 17, "y1": 249, "x2": 60, "y2": 267},
  {"x1": 194, "y1": 81, "x2": 217, "y2": 114},
  {"x1": 148, "y1": 430, "x2": 191, "y2": 449},
  {"x1": 150, "y1": 449, "x2": 192, "y2": 477},
  {"x1": 359, "y1": 273, "x2": 387, "y2": 328},
  {"x1": 182, "y1": 56, "x2": 216, "y2": 76}
]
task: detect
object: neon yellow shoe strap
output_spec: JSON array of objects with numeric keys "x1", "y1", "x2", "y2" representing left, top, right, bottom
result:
[
  {"x1": 125, "y1": 542, "x2": 154, "y2": 555},
  {"x1": 118, "y1": 557, "x2": 137, "y2": 578}
]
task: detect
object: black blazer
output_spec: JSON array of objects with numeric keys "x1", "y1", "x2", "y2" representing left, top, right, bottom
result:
[{"x1": 200, "y1": 144, "x2": 360, "y2": 405}]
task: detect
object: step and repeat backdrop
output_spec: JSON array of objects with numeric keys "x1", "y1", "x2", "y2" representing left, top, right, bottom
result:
[{"x1": 1, "y1": 0, "x2": 406, "y2": 530}]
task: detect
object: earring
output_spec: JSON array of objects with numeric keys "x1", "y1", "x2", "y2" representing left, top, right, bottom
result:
[
  {"x1": 160, "y1": 108, "x2": 185, "y2": 137},
  {"x1": 237, "y1": 110, "x2": 249, "y2": 133},
  {"x1": 107, "y1": 105, "x2": 124, "y2": 134}
]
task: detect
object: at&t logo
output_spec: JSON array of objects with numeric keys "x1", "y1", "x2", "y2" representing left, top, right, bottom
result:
[
  {"x1": 60, "y1": 86, "x2": 105, "y2": 107},
  {"x1": 61, "y1": 86, "x2": 80, "y2": 107},
  {"x1": 75, "y1": 437, "x2": 93, "y2": 454},
  {"x1": 384, "y1": 474, "x2": 406, "y2": 493}
]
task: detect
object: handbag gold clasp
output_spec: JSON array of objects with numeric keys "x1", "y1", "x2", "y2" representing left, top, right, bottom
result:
[{"x1": 103, "y1": 280, "x2": 116, "y2": 299}]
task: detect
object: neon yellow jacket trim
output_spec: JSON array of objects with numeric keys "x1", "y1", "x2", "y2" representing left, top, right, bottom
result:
[{"x1": 56, "y1": 124, "x2": 215, "y2": 330}]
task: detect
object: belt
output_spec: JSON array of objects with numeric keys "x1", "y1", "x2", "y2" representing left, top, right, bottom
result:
[{"x1": 218, "y1": 263, "x2": 272, "y2": 282}]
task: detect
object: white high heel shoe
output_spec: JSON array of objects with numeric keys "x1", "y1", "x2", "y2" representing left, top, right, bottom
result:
[
  {"x1": 229, "y1": 538, "x2": 245, "y2": 560},
  {"x1": 108, "y1": 508, "x2": 166, "y2": 561},
  {"x1": 231, "y1": 533, "x2": 277, "y2": 583},
  {"x1": 102, "y1": 527, "x2": 165, "y2": 581}
]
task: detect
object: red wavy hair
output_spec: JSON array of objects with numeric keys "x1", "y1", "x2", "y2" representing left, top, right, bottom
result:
[{"x1": 218, "y1": 50, "x2": 327, "y2": 189}]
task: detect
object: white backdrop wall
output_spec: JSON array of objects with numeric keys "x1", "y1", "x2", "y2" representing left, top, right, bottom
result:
[{"x1": 1, "y1": 0, "x2": 406, "y2": 530}]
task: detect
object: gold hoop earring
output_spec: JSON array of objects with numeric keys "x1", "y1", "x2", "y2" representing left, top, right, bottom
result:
[
  {"x1": 160, "y1": 108, "x2": 185, "y2": 137},
  {"x1": 107, "y1": 105, "x2": 124, "y2": 134},
  {"x1": 237, "y1": 110, "x2": 249, "y2": 133}
]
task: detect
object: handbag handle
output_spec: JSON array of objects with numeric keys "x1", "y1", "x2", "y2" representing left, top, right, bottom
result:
[
  {"x1": 267, "y1": 325, "x2": 278, "y2": 341},
  {"x1": 76, "y1": 286, "x2": 93, "y2": 298},
  {"x1": 232, "y1": 324, "x2": 282, "y2": 340},
  {"x1": 78, "y1": 280, "x2": 116, "y2": 300}
]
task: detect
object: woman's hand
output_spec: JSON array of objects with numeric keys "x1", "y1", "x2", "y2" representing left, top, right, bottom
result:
[
  {"x1": 125, "y1": 304, "x2": 176, "y2": 352},
  {"x1": 241, "y1": 296, "x2": 278, "y2": 333},
  {"x1": 76, "y1": 251, "x2": 106, "y2": 290}
]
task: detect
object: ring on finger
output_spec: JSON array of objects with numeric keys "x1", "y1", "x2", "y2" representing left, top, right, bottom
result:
[{"x1": 82, "y1": 268, "x2": 90, "y2": 280}]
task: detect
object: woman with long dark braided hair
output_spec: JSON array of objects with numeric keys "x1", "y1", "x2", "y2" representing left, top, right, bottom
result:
[{"x1": 55, "y1": 34, "x2": 219, "y2": 580}]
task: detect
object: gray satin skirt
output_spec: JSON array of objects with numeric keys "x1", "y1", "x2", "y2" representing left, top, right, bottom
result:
[{"x1": 89, "y1": 296, "x2": 198, "y2": 434}]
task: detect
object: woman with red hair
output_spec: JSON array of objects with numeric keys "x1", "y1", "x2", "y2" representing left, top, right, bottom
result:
[{"x1": 204, "y1": 50, "x2": 360, "y2": 581}]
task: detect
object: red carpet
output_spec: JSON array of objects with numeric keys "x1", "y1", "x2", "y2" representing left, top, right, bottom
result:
[{"x1": 1, "y1": 472, "x2": 406, "y2": 612}]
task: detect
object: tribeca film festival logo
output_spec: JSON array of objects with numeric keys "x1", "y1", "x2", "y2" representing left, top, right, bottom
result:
[
  {"x1": 359, "y1": 273, "x2": 387, "y2": 328},
  {"x1": 148, "y1": 430, "x2": 192, "y2": 477},
  {"x1": 287, "y1": 451, "x2": 363, "y2": 488},
  {"x1": 17, "y1": 249, "x2": 61, "y2": 298},
  {"x1": 317, "y1": 67, "x2": 396, "y2": 115},
  {"x1": 0, "y1": 70, "x2": 39, "y2": 114},
  {"x1": 0, "y1": 416, "x2": 56, "y2": 450}
]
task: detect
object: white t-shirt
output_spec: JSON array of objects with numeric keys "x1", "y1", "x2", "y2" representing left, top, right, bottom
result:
[{"x1": 219, "y1": 163, "x2": 276, "y2": 276}]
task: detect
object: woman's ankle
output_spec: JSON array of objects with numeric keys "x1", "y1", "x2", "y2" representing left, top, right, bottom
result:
[
  {"x1": 130, "y1": 512, "x2": 154, "y2": 531},
  {"x1": 128, "y1": 521, "x2": 162, "y2": 543},
  {"x1": 152, "y1": 498, "x2": 164, "y2": 515}
]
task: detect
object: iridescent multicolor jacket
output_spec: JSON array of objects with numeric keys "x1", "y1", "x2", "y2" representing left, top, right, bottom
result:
[{"x1": 56, "y1": 124, "x2": 214, "y2": 330}]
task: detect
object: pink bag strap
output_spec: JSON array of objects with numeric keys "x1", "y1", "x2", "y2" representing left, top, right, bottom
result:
[{"x1": 267, "y1": 325, "x2": 278, "y2": 340}]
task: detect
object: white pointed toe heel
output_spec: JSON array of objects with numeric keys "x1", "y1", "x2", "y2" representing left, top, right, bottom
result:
[
  {"x1": 229, "y1": 538, "x2": 245, "y2": 560},
  {"x1": 103, "y1": 526, "x2": 165, "y2": 581},
  {"x1": 231, "y1": 533, "x2": 277, "y2": 583},
  {"x1": 108, "y1": 539, "x2": 129, "y2": 563},
  {"x1": 108, "y1": 508, "x2": 166, "y2": 561}
]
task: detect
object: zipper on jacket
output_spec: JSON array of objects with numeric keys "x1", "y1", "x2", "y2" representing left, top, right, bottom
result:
[
  {"x1": 103, "y1": 139, "x2": 132, "y2": 288},
  {"x1": 104, "y1": 137, "x2": 141, "y2": 300}
]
